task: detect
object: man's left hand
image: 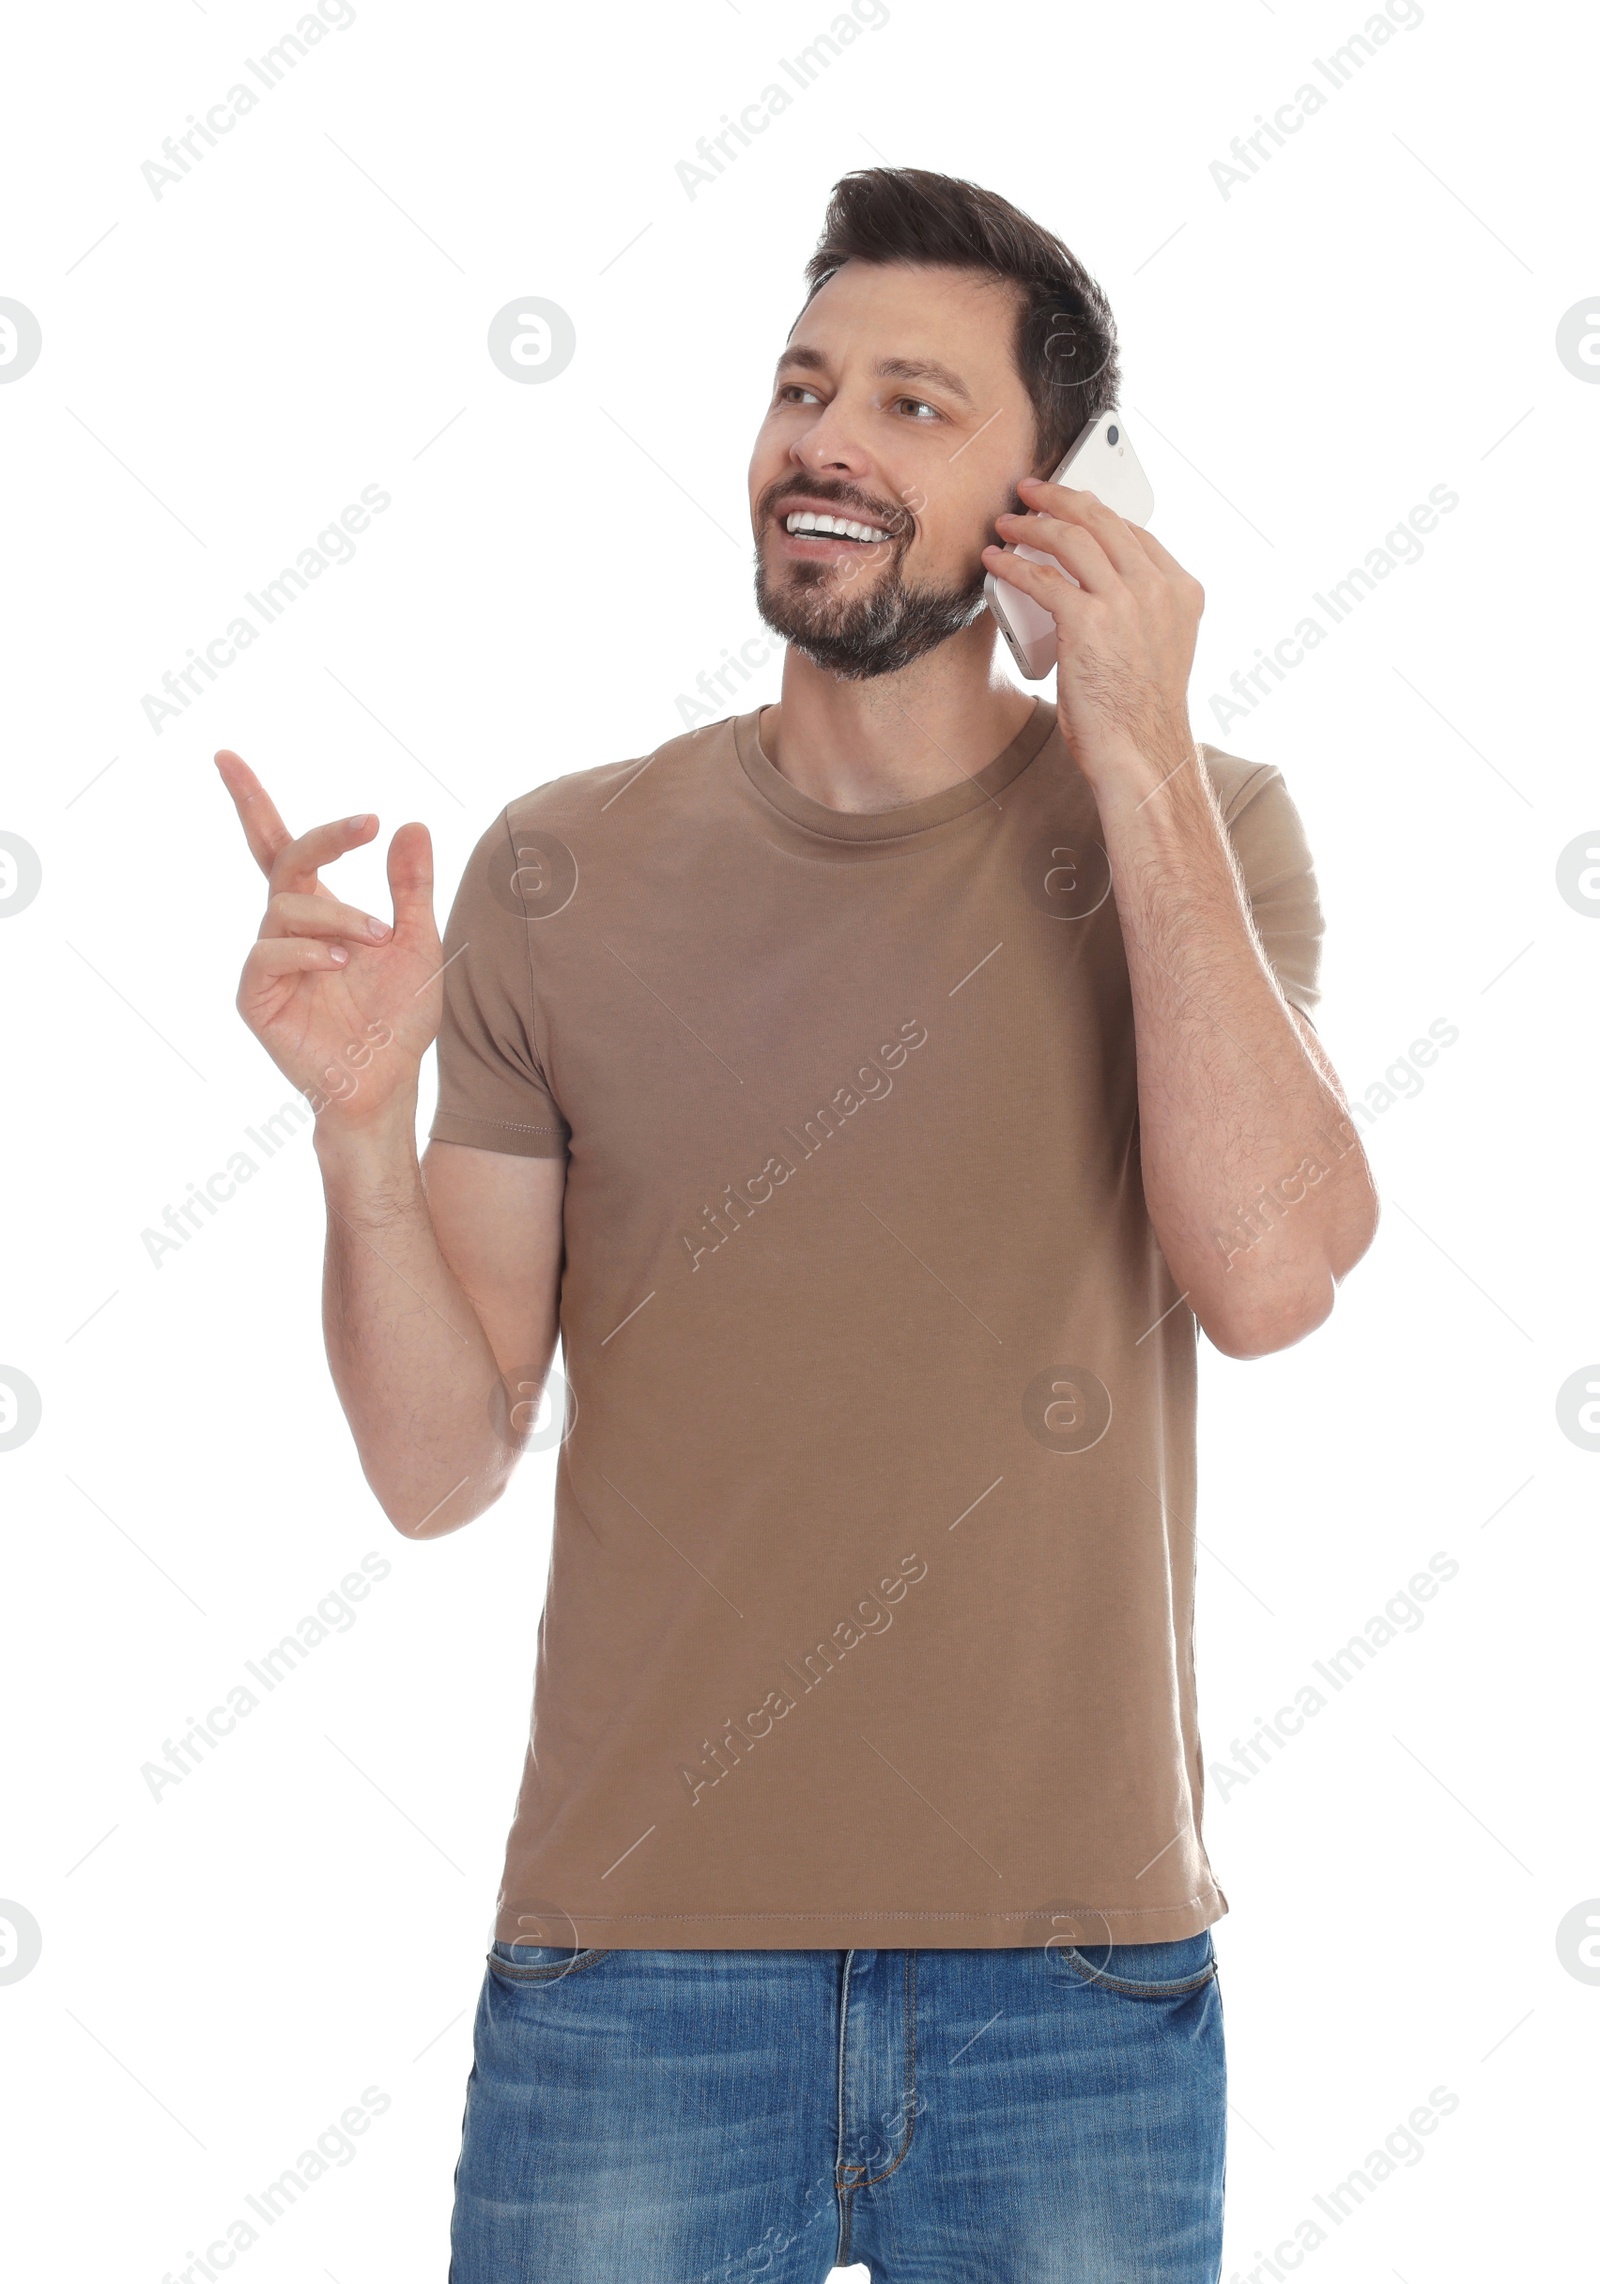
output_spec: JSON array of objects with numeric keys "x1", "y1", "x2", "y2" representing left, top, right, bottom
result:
[{"x1": 982, "y1": 476, "x2": 1205, "y2": 797}]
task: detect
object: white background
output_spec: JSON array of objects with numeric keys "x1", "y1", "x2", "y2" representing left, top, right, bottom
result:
[{"x1": 1, "y1": 0, "x2": 1595, "y2": 2278}]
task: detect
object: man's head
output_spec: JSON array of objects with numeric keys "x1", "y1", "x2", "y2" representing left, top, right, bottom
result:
[{"x1": 749, "y1": 168, "x2": 1120, "y2": 681}]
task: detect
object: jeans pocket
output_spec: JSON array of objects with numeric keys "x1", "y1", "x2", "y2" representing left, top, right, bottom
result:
[
  {"x1": 486, "y1": 1940, "x2": 614, "y2": 1984},
  {"x1": 1052, "y1": 1931, "x2": 1218, "y2": 1999}
]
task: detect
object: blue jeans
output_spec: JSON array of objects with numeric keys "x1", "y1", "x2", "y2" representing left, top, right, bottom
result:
[{"x1": 449, "y1": 1932, "x2": 1225, "y2": 2282}]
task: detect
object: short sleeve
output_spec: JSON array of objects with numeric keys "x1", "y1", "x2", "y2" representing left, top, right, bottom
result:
[
  {"x1": 428, "y1": 810, "x2": 571, "y2": 1159},
  {"x1": 1214, "y1": 759, "x2": 1324, "y2": 1024}
]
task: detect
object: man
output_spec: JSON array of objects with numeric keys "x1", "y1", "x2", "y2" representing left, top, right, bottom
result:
[{"x1": 220, "y1": 168, "x2": 1377, "y2": 2283}]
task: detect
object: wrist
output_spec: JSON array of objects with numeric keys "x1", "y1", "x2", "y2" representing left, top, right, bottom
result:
[
  {"x1": 1081, "y1": 731, "x2": 1204, "y2": 823},
  {"x1": 313, "y1": 1089, "x2": 421, "y2": 1184}
]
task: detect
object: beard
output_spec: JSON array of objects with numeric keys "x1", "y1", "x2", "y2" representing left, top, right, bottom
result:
[
  {"x1": 751, "y1": 479, "x2": 992, "y2": 681},
  {"x1": 755, "y1": 554, "x2": 991, "y2": 680}
]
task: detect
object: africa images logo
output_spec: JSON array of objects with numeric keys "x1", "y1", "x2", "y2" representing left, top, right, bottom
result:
[{"x1": 679, "y1": 1018, "x2": 929, "y2": 1270}]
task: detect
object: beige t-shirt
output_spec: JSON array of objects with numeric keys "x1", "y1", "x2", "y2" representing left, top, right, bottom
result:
[{"x1": 429, "y1": 698, "x2": 1323, "y2": 1950}]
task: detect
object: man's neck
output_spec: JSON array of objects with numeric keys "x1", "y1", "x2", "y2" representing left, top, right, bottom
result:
[{"x1": 757, "y1": 620, "x2": 1038, "y2": 815}]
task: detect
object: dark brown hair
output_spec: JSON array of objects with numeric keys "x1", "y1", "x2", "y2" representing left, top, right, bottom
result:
[{"x1": 801, "y1": 167, "x2": 1121, "y2": 476}]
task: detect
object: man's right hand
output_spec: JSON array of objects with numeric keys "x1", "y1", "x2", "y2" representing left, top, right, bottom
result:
[{"x1": 215, "y1": 749, "x2": 443, "y2": 1132}]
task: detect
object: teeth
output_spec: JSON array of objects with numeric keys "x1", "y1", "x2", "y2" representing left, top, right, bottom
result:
[{"x1": 786, "y1": 511, "x2": 889, "y2": 543}]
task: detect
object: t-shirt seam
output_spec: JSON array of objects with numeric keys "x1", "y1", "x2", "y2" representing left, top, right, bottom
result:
[
  {"x1": 740, "y1": 804, "x2": 1002, "y2": 851},
  {"x1": 516, "y1": 1896, "x2": 1222, "y2": 1924},
  {"x1": 737, "y1": 702, "x2": 1059, "y2": 848},
  {"x1": 1215, "y1": 757, "x2": 1283, "y2": 828},
  {"x1": 495, "y1": 803, "x2": 567, "y2": 1129},
  {"x1": 436, "y1": 1112, "x2": 564, "y2": 1136}
]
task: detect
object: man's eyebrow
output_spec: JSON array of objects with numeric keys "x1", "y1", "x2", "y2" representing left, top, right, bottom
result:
[
  {"x1": 875, "y1": 355, "x2": 975, "y2": 408},
  {"x1": 774, "y1": 343, "x2": 830, "y2": 379},
  {"x1": 772, "y1": 344, "x2": 977, "y2": 408}
]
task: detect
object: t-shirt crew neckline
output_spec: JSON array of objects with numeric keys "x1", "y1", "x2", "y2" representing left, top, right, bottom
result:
[{"x1": 734, "y1": 696, "x2": 1060, "y2": 844}]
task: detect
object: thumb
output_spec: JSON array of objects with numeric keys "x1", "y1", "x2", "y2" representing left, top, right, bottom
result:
[{"x1": 387, "y1": 820, "x2": 436, "y2": 937}]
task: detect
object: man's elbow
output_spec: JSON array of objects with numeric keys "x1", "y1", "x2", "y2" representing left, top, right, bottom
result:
[
  {"x1": 1200, "y1": 1266, "x2": 1338, "y2": 1360},
  {"x1": 373, "y1": 1457, "x2": 512, "y2": 1538},
  {"x1": 1201, "y1": 1190, "x2": 1381, "y2": 1358}
]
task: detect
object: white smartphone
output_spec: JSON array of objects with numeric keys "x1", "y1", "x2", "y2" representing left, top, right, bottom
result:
[{"x1": 984, "y1": 409, "x2": 1156, "y2": 679}]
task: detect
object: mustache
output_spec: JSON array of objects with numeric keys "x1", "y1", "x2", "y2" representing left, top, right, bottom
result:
[{"x1": 758, "y1": 477, "x2": 916, "y2": 544}]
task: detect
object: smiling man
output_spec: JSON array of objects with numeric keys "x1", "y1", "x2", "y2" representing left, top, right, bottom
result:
[{"x1": 220, "y1": 168, "x2": 1377, "y2": 2283}]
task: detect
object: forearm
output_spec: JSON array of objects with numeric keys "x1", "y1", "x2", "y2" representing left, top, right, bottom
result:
[
  {"x1": 314, "y1": 1097, "x2": 517, "y2": 1535},
  {"x1": 979, "y1": 470, "x2": 1374, "y2": 1347},
  {"x1": 1095, "y1": 745, "x2": 1377, "y2": 1354}
]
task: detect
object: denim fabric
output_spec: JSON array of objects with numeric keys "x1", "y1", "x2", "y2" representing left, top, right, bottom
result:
[{"x1": 449, "y1": 1931, "x2": 1225, "y2": 2282}]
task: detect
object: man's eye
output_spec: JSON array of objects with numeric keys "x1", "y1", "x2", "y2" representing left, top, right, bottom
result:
[
  {"x1": 779, "y1": 384, "x2": 822, "y2": 405},
  {"x1": 895, "y1": 397, "x2": 940, "y2": 421}
]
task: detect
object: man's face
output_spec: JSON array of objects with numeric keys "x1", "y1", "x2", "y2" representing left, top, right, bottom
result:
[{"x1": 747, "y1": 261, "x2": 1040, "y2": 680}]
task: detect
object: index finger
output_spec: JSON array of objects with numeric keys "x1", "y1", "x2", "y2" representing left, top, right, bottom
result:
[
  {"x1": 1017, "y1": 479, "x2": 1148, "y2": 581},
  {"x1": 214, "y1": 750, "x2": 376, "y2": 891},
  {"x1": 1122, "y1": 522, "x2": 1194, "y2": 583},
  {"x1": 214, "y1": 749, "x2": 296, "y2": 879}
]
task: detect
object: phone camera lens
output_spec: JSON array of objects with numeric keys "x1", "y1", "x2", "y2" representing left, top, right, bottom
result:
[{"x1": 1107, "y1": 425, "x2": 1120, "y2": 446}]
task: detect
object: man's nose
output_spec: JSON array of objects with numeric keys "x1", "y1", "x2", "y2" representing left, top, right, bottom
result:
[{"x1": 791, "y1": 396, "x2": 872, "y2": 476}]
